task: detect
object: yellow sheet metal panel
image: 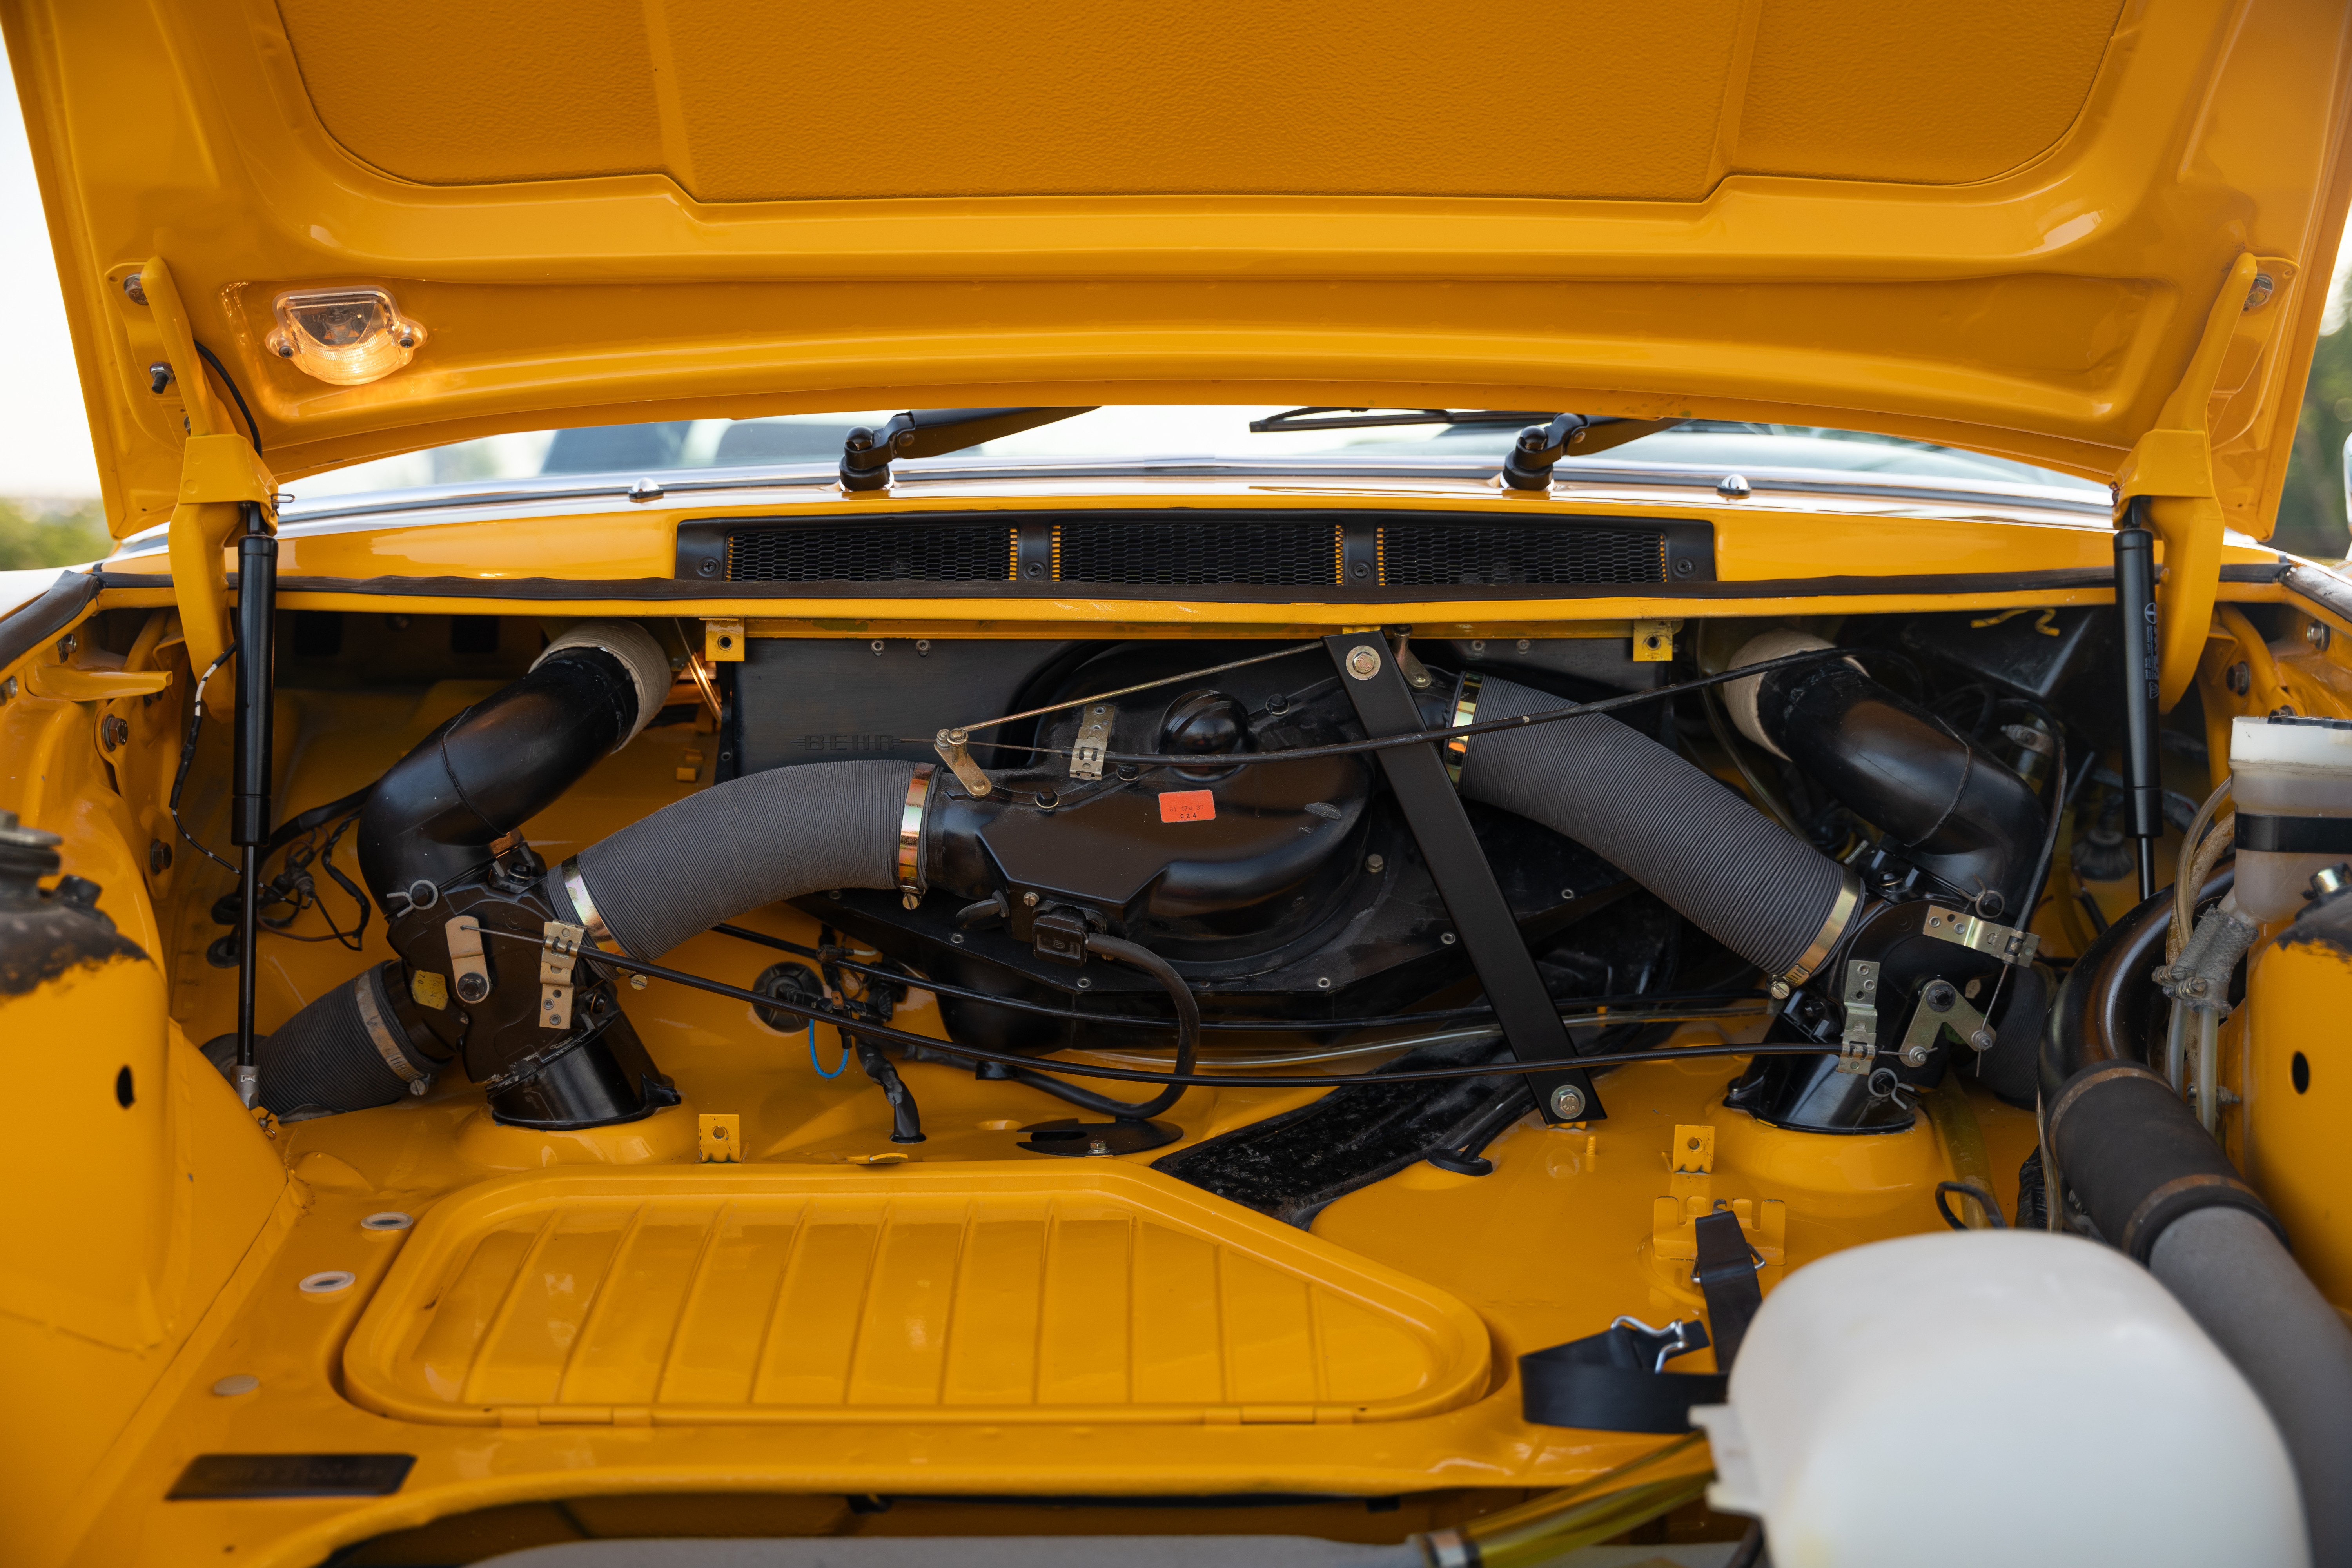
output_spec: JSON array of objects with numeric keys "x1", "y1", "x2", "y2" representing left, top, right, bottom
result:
[
  {"x1": 2245, "y1": 938, "x2": 2352, "y2": 1314},
  {"x1": 343, "y1": 1164, "x2": 1491, "y2": 1427},
  {"x1": 8, "y1": 0, "x2": 2351, "y2": 541}
]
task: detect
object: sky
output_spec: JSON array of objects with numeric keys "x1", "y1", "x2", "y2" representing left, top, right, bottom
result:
[{"x1": 5, "y1": 30, "x2": 2352, "y2": 506}]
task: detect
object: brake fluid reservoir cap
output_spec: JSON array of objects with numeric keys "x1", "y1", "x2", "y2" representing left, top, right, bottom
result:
[{"x1": 1688, "y1": 1232, "x2": 2303, "y2": 1567}]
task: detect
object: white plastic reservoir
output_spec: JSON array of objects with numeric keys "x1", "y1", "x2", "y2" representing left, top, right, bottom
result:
[
  {"x1": 1690, "y1": 1231, "x2": 2305, "y2": 1568},
  {"x1": 2232, "y1": 714, "x2": 2352, "y2": 921}
]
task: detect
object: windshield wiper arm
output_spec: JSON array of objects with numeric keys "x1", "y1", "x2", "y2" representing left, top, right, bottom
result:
[
  {"x1": 840, "y1": 406, "x2": 1099, "y2": 491},
  {"x1": 1501, "y1": 413, "x2": 1688, "y2": 490},
  {"x1": 1246, "y1": 407, "x2": 1556, "y2": 434}
]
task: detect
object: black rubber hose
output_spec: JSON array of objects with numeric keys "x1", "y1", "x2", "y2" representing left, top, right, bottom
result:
[
  {"x1": 2038, "y1": 877, "x2": 2352, "y2": 1568},
  {"x1": 357, "y1": 647, "x2": 644, "y2": 900},
  {"x1": 209, "y1": 961, "x2": 439, "y2": 1120},
  {"x1": 1073, "y1": 932, "x2": 1199, "y2": 1120},
  {"x1": 2149, "y1": 1207, "x2": 2352, "y2": 1568},
  {"x1": 547, "y1": 759, "x2": 915, "y2": 959},
  {"x1": 2038, "y1": 871, "x2": 2231, "y2": 1101},
  {"x1": 1753, "y1": 658, "x2": 2045, "y2": 918},
  {"x1": 1456, "y1": 675, "x2": 1853, "y2": 979}
]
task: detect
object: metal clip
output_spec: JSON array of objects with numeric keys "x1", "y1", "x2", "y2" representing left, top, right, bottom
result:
[
  {"x1": 445, "y1": 915, "x2": 490, "y2": 1005},
  {"x1": 1390, "y1": 630, "x2": 1432, "y2": 690},
  {"x1": 539, "y1": 919, "x2": 584, "y2": 1031},
  {"x1": 1922, "y1": 907, "x2": 2040, "y2": 966},
  {"x1": 934, "y1": 727, "x2": 994, "y2": 797},
  {"x1": 1070, "y1": 702, "x2": 1115, "y2": 782},
  {"x1": 1898, "y1": 978, "x2": 1993, "y2": 1068},
  {"x1": 1608, "y1": 1315, "x2": 1701, "y2": 1373},
  {"x1": 1838, "y1": 958, "x2": 1879, "y2": 1074}
]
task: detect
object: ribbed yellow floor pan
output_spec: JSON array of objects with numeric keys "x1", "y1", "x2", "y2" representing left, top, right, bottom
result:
[{"x1": 343, "y1": 1163, "x2": 1490, "y2": 1427}]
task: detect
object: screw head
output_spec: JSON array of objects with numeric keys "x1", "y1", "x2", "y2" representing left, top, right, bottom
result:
[
  {"x1": 696, "y1": 557, "x2": 719, "y2": 576},
  {"x1": 1548, "y1": 1084, "x2": 1586, "y2": 1120},
  {"x1": 1345, "y1": 646, "x2": 1381, "y2": 680},
  {"x1": 2245, "y1": 272, "x2": 2276, "y2": 312},
  {"x1": 1924, "y1": 980, "x2": 1958, "y2": 1012},
  {"x1": 629, "y1": 973, "x2": 648, "y2": 990},
  {"x1": 1770, "y1": 978, "x2": 1791, "y2": 1000},
  {"x1": 454, "y1": 972, "x2": 490, "y2": 1004},
  {"x1": 121, "y1": 272, "x2": 147, "y2": 305}
]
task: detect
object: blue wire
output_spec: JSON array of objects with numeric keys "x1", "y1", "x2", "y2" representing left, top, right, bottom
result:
[{"x1": 808, "y1": 1018, "x2": 849, "y2": 1078}]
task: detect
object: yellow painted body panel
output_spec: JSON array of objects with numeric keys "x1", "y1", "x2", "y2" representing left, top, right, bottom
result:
[
  {"x1": 4, "y1": 0, "x2": 2352, "y2": 1552},
  {"x1": 343, "y1": 1163, "x2": 1492, "y2": 1427},
  {"x1": 5, "y1": 0, "x2": 2352, "y2": 543}
]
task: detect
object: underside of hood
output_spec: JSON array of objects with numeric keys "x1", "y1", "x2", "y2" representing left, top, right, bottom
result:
[{"x1": 5, "y1": 0, "x2": 2352, "y2": 543}]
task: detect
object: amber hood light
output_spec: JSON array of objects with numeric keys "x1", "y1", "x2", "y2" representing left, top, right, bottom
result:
[{"x1": 4, "y1": 0, "x2": 2350, "y2": 543}]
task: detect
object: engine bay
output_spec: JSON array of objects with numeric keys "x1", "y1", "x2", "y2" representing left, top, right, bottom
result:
[{"x1": 30, "y1": 586, "x2": 2332, "y2": 1565}]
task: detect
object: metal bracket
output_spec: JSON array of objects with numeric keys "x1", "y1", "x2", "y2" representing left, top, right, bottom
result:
[
  {"x1": 934, "y1": 727, "x2": 994, "y2": 797},
  {"x1": 1921, "y1": 907, "x2": 2040, "y2": 966},
  {"x1": 1388, "y1": 631, "x2": 1432, "y2": 691},
  {"x1": 1322, "y1": 633, "x2": 1602, "y2": 1123},
  {"x1": 1838, "y1": 959, "x2": 1879, "y2": 1074},
  {"x1": 1070, "y1": 702, "x2": 1115, "y2": 781},
  {"x1": 540, "y1": 919, "x2": 584, "y2": 1031},
  {"x1": 445, "y1": 915, "x2": 490, "y2": 1006},
  {"x1": 1898, "y1": 978, "x2": 1994, "y2": 1068}
]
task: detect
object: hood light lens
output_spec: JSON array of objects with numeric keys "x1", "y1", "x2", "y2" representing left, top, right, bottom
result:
[{"x1": 267, "y1": 286, "x2": 425, "y2": 385}]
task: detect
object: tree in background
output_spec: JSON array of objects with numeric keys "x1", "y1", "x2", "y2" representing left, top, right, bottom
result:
[
  {"x1": 0, "y1": 498, "x2": 107, "y2": 571},
  {"x1": 2275, "y1": 281, "x2": 2352, "y2": 563}
]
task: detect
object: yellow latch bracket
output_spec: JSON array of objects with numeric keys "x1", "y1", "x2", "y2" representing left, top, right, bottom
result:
[{"x1": 2116, "y1": 252, "x2": 2293, "y2": 711}]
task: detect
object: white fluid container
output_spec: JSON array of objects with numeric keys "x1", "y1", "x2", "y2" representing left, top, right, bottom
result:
[
  {"x1": 1690, "y1": 1231, "x2": 2305, "y2": 1568},
  {"x1": 2230, "y1": 715, "x2": 2352, "y2": 921}
]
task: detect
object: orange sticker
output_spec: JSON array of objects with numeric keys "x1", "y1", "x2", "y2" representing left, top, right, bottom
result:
[{"x1": 1158, "y1": 790, "x2": 1217, "y2": 823}]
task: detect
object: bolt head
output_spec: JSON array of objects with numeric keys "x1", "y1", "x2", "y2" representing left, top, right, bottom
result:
[
  {"x1": 1548, "y1": 1084, "x2": 1586, "y2": 1120},
  {"x1": 1345, "y1": 646, "x2": 1381, "y2": 680},
  {"x1": 121, "y1": 273, "x2": 147, "y2": 305}
]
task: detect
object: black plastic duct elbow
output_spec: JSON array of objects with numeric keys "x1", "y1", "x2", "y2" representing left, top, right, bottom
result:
[
  {"x1": 357, "y1": 636, "x2": 659, "y2": 902},
  {"x1": 248, "y1": 622, "x2": 675, "y2": 1126},
  {"x1": 1734, "y1": 641, "x2": 2044, "y2": 919}
]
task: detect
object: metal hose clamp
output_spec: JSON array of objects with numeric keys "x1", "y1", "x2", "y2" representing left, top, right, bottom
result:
[
  {"x1": 1782, "y1": 869, "x2": 1862, "y2": 986},
  {"x1": 1443, "y1": 672, "x2": 1483, "y2": 786},
  {"x1": 559, "y1": 857, "x2": 613, "y2": 951},
  {"x1": 899, "y1": 763, "x2": 935, "y2": 898}
]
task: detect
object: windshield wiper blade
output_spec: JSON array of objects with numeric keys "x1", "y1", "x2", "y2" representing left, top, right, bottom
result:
[
  {"x1": 840, "y1": 406, "x2": 1098, "y2": 491},
  {"x1": 1246, "y1": 406, "x2": 1556, "y2": 434}
]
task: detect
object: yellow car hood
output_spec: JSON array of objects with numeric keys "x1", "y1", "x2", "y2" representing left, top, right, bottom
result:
[{"x1": 6, "y1": 0, "x2": 2352, "y2": 541}]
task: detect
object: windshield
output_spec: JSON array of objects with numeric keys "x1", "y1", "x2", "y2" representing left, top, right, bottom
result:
[{"x1": 292, "y1": 406, "x2": 2105, "y2": 501}]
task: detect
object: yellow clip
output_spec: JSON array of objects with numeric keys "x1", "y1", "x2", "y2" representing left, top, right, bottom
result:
[
  {"x1": 699, "y1": 1113, "x2": 742, "y2": 1163},
  {"x1": 704, "y1": 619, "x2": 746, "y2": 663},
  {"x1": 1632, "y1": 619, "x2": 1676, "y2": 662}
]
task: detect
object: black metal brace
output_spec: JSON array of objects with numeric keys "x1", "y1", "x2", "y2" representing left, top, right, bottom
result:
[{"x1": 1323, "y1": 633, "x2": 1602, "y2": 1124}]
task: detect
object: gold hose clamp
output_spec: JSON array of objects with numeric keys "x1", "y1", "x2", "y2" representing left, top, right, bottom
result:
[
  {"x1": 898, "y1": 764, "x2": 935, "y2": 906},
  {"x1": 1783, "y1": 870, "x2": 1863, "y2": 987},
  {"x1": 1443, "y1": 672, "x2": 1483, "y2": 786}
]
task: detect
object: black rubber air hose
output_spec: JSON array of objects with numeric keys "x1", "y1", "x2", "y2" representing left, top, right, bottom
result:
[
  {"x1": 205, "y1": 960, "x2": 440, "y2": 1120},
  {"x1": 358, "y1": 622, "x2": 670, "y2": 901},
  {"x1": 1731, "y1": 632, "x2": 2045, "y2": 918},
  {"x1": 1455, "y1": 675, "x2": 1856, "y2": 981},
  {"x1": 546, "y1": 759, "x2": 916, "y2": 960}
]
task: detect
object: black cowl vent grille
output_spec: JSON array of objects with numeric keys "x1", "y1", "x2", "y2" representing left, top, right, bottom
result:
[
  {"x1": 728, "y1": 524, "x2": 1014, "y2": 583},
  {"x1": 1379, "y1": 524, "x2": 1665, "y2": 587},
  {"x1": 1052, "y1": 521, "x2": 1337, "y2": 587},
  {"x1": 706, "y1": 512, "x2": 1693, "y2": 592}
]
